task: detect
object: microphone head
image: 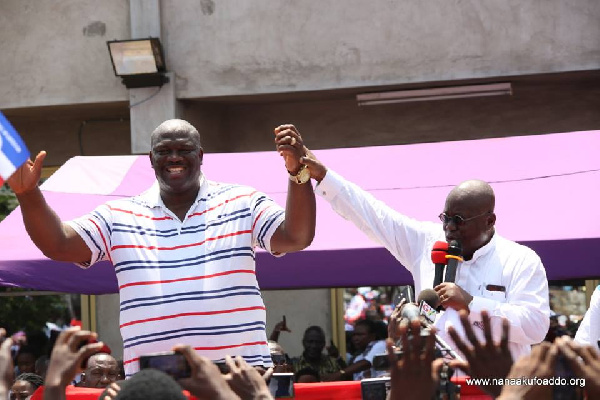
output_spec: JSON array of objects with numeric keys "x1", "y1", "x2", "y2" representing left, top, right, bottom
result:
[
  {"x1": 448, "y1": 240, "x2": 462, "y2": 256},
  {"x1": 431, "y1": 241, "x2": 449, "y2": 264},
  {"x1": 400, "y1": 303, "x2": 420, "y2": 322},
  {"x1": 417, "y1": 289, "x2": 440, "y2": 309}
]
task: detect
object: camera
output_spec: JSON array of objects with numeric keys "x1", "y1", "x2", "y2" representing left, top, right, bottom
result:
[
  {"x1": 268, "y1": 372, "x2": 294, "y2": 399},
  {"x1": 139, "y1": 351, "x2": 191, "y2": 380},
  {"x1": 361, "y1": 377, "x2": 391, "y2": 400}
]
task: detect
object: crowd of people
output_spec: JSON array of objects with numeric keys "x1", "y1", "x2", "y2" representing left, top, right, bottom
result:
[
  {"x1": 3, "y1": 118, "x2": 600, "y2": 399},
  {"x1": 2, "y1": 303, "x2": 600, "y2": 399}
]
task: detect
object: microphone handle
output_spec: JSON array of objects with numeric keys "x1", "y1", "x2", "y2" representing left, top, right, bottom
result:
[
  {"x1": 444, "y1": 258, "x2": 459, "y2": 283},
  {"x1": 433, "y1": 263, "x2": 445, "y2": 287}
]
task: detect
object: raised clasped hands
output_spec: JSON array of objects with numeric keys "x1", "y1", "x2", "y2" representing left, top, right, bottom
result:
[{"x1": 274, "y1": 125, "x2": 306, "y2": 175}]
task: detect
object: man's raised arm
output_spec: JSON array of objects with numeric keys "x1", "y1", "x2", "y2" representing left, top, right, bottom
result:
[
  {"x1": 269, "y1": 124, "x2": 316, "y2": 254},
  {"x1": 7, "y1": 151, "x2": 92, "y2": 263}
]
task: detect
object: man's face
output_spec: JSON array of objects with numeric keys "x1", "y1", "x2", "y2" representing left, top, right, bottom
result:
[
  {"x1": 442, "y1": 195, "x2": 494, "y2": 259},
  {"x1": 81, "y1": 354, "x2": 120, "y2": 388},
  {"x1": 302, "y1": 331, "x2": 326, "y2": 359},
  {"x1": 352, "y1": 324, "x2": 373, "y2": 351},
  {"x1": 150, "y1": 128, "x2": 203, "y2": 196}
]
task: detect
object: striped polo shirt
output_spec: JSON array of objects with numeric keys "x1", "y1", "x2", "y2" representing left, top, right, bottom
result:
[{"x1": 67, "y1": 175, "x2": 285, "y2": 377}]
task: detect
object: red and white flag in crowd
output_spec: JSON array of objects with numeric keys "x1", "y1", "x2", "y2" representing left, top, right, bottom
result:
[{"x1": 0, "y1": 112, "x2": 30, "y2": 186}]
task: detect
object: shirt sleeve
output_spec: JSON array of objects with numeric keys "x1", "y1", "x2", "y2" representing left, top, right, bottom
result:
[
  {"x1": 575, "y1": 286, "x2": 600, "y2": 346},
  {"x1": 250, "y1": 190, "x2": 285, "y2": 256},
  {"x1": 316, "y1": 169, "x2": 438, "y2": 272},
  {"x1": 469, "y1": 251, "x2": 550, "y2": 346},
  {"x1": 64, "y1": 204, "x2": 113, "y2": 268}
]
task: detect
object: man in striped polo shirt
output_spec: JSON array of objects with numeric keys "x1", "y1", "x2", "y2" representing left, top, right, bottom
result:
[{"x1": 8, "y1": 119, "x2": 316, "y2": 378}]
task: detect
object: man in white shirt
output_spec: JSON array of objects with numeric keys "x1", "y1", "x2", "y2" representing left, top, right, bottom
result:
[
  {"x1": 300, "y1": 150, "x2": 550, "y2": 362},
  {"x1": 575, "y1": 285, "x2": 600, "y2": 348}
]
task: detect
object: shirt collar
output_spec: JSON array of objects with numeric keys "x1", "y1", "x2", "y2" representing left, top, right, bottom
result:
[
  {"x1": 135, "y1": 173, "x2": 207, "y2": 209},
  {"x1": 464, "y1": 232, "x2": 496, "y2": 264}
]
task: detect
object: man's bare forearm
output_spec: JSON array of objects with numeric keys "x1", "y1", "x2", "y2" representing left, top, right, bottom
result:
[
  {"x1": 16, "y1": 187, "x2": 90, "y2": 262},
  {"x1": 272, "y1": 180, "x2": 316, "y2": 253}
]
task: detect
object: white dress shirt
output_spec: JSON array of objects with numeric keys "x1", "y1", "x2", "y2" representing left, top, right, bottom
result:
[
  {"x1": 317, "y1": 169, "x2": 550, "y2": 361},
  {"x1": 574, "y1": 285, "x2": 600, "y2": 348}
]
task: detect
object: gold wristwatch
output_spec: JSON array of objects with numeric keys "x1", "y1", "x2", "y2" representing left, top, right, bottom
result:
[{"x1": 288, "y1": 164, "x2": 310, "y2": 184}]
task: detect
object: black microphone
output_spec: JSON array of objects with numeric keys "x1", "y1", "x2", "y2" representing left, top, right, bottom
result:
[
  {"x1": 431, "y1": 241, "x2": 449, "y2": 287},
  {"x1": 444, "y1": 240, "x2": 463, "y2": 283},
  {"x1": 418, "y1": 288, "x2": 441, "y2": 309}
]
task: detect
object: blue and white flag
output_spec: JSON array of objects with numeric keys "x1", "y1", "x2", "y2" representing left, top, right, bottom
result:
[{"x1": 0, "y1": 112, "x2": 30, "y2": 185}]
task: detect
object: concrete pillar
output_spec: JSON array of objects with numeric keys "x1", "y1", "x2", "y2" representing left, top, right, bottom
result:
[{"x1": 129, "y1": 0, "x2": 177, "y2": 154}]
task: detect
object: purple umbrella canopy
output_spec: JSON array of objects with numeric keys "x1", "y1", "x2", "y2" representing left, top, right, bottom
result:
[{"x1": 1, "y1": 130, "x2": 599, "y2": 294}]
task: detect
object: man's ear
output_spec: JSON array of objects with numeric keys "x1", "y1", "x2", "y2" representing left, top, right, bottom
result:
[
  {"x1": 149, "y1": 152, "x2": 155, "y2": 169},
  {"x1": 487, "y1": 212, "x2": 497, "y2": 228},
  {"x1": 198, "y1": 148, "x2": 204, "y2": 166}
]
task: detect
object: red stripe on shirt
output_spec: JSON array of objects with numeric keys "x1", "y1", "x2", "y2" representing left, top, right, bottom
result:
[
  {"x1": 119, "y1": 269, "x2": 256, "y2": 290},
  {"x1": 120, "y1": 306, "x2": 266, "y2": 329},
  {"x1": 111, "y1": 229, "x2": 251, "y2": 251},
  {"x1": 89, "y1": 219, "x2": 113, "y2": 264},
  {"x1": 108, "y1": 205, "x2": 173, "y2": 220},
  {"x1": 187, "y1": 191, "x2": 257, "y2": 218},
  {"x1": 123, "y1": 341, "x2": 267, "y2": 366}
]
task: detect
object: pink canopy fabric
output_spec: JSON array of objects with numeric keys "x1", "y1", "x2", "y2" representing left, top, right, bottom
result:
[{"x1": 0, "y1": 130, "x2": 598, "y2": 293}]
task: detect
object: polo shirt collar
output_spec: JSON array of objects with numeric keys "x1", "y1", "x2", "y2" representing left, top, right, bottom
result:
[{"x1": 136, "y1": 173, "x2": 207, "y2": 209}]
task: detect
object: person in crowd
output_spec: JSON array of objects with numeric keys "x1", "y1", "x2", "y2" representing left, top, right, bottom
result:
[
  {"x1": 77, "y1": 353, "x2": 120, "y2": 389},
  {"x1": 574, "y1": 284, "x2": 600, "y2": 348},
  {"x1": 15, "y1": 346, "x2": 37, "y2": 375},
  {"x1": 299, "y1": 149, "x2": 550, "y2": 361},
  {"x1": 294, "y1": 367, "x2": 320, "y2": 383},
  {"x1": 290, "y1": 326, "x2": 343, "y2": 381},
  {"x1": 346, "y1": 319, "x2": 387, "y2": 380},
  {"x1": 10, "y1": 372, "x2": 44, "y2": 400},
  {"x1": 7, "y1": 120, "x2": 316, "y2": 377}
]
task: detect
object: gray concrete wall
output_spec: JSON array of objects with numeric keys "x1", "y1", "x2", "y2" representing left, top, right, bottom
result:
[
  {"x1": 167, "y1": 0, "x2": 600, "y2": 98},
  {"x1": 0, "y1": 0, "x2": 129, "y2": 109},
  {"x1": 2, "y1": 0, "x2": 599, "y2": 109},
  {"x1": 95, "y1": 294, "x2": 123, "y2": 361}
]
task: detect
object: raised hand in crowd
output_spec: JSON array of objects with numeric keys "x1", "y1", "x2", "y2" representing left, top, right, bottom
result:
[
  {"x1": 555, "y1": 335, "x2": 600, "y2": 399},
  {"x1": 269, "y1": 316, "x2": 291, "y2": 342},
  {"x1": 387, "y1": 298, "x2": 406, "y2": 342},
  {"x1": 100, "y1": 382, "x2": 121, "y2": 400},
  {"x1": 43, "y1": 327, "x2": 105, "y2": 400},
  {"x1": 387, "y1": 319, "x2": 444, "y2": 400},
  {"x1": 448, "y1": 310, "x2": 513, "y2": 397},
  {"x1": 224, "y1": 355, "x2": 273, "y2": 400},
  {"x1": 326, "y1": 339, "x2": 340, "y2": 359},
  {"x1": 497, "y1": 341, "x2": 557, "y2": 400},
  {"x1": 172, "y1": 344, "x2": 239, "y2": 400},
  {"x1": 0, "y1": 328, "x2": 14, "y2": 399}
]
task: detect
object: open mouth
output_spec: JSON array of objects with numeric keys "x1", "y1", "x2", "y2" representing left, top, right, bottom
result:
[{"x1": 166, "y1": 166, "x2": 185, "y2": 175}]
